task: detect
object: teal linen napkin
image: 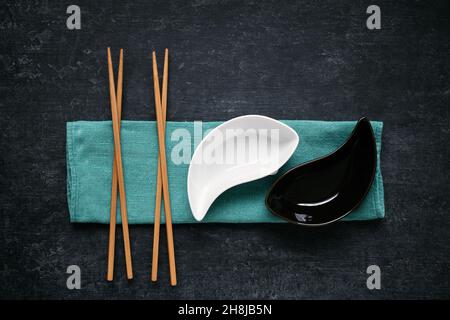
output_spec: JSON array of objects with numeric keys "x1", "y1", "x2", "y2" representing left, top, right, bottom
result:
[{"x1": 67, "y1": 120, "x2": 384, "y2": 224}]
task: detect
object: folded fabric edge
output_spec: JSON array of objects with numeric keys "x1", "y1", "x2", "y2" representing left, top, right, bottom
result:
[
  {"x1": 374, "y1": 122, "x2": 385, "y2": 219},
  {"x1": 66, "y1": 122, "x2": 76, "y2": 223}
]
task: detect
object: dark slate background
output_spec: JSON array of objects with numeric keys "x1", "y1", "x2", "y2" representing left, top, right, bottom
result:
[{"x1": 0, "y1": 0, "x2": 449, "y2": 299}]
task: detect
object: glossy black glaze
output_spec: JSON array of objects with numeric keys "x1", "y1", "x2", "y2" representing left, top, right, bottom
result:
[{"x1": 265, "y1": 118, "x2": 377, "y2": 226}]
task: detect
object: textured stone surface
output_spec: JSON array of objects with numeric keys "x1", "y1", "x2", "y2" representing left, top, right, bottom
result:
[{"x1": 0, "y1": 0, "x2": 449, "y2": 299}]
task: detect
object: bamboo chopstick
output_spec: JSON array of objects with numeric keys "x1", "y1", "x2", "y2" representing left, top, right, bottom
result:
[
  {"x1": 152, "y1": 50, "x2": 177, "y2": 286},
  {"x1": 107, "y1": 49, "x2": 123, "y2": 282},
  {"x1": 107, "y1": 47, "x2": 133, "y2": 280},
  {"x1": 151, "y1": 49, "x2": 168, "y2": 282}
]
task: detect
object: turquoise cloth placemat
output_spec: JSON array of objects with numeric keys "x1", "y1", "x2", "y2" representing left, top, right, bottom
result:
[{"x1": 66, "y1": 120, "x2": 384, "y2": 224}]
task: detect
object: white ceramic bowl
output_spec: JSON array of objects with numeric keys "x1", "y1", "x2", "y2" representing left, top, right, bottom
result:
[{"x1": 187, "y1": 115, "x2": 299, "y2": 221}]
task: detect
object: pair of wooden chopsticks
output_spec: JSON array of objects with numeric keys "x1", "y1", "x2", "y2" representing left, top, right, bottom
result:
[
  {"x1": 151, "y1": 49, "x2": 177, "y2": 286},
  {"x1": 106, "y1": 48, "x2": 133, "y2": 281},
  {"x1": 103, "y1": 48, "x2": 175, "y2": 284}
]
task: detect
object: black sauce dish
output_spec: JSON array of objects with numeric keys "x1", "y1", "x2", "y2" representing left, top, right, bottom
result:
[{"x1": 265, "y1": 117, "x2": 377, "y2": 226}]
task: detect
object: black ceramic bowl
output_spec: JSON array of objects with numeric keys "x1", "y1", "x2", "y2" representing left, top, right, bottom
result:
[{"x1": 265, "y1": 118, "x2": 377, "y2": 226}]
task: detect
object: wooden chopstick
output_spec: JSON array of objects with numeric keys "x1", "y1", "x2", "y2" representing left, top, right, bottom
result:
[
  {"x1": 107, "y1": 49, "x2": 123, "y2": 282},
  {"x1": 107, "y1": 47, "x2": 133, "y2": 280},
  {"x1": 151, "y1": 49, "x2": 168, "y2": 282},
  {"x1": 152, "y1": 50, "x2": 177, "y2": 286}
]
